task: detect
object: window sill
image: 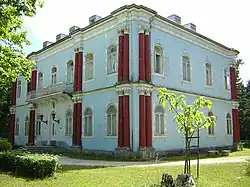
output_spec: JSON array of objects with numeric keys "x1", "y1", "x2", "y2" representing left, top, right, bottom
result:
[
  {"x1": 84, "y1": 79, "x2": 95, "y2": 83},
  {"x1": 205, "y1": 85, "x2": 213, "y2": 89},
  {"x1": 106, "y1": 73, "x2": 117, "y2": 78},
  {"x1": 65, "y1": 134, "x2": 72, "y2": 137},
  {"x1": 152, "y1": 73, "x2": 165, "y2": 78},
  {"x1": 105, "y1": 136, "x2": 117, "y2": 139},
  {"x1": 153, "y1": 135, "x2": 167, "y2": 138},
  {"x1": 83, "y1": 136, "x2": 95, "y2": 139},
  {"x1": 207, "y1": 134, "x2": 215, "y2": 137},
  {"x1": 181, "y1": 80, "x2": 191, "y2": 84}
]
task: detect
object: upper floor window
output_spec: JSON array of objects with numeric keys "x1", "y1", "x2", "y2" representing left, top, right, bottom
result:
[
  {"x1": 38, "y1": 72, "x2": 43, "y2": 89},
  {"x1": 208, "y1": 111, "x2": 215, "y2": 135},
  {"x1": 154, "y1": 45, "x2": 164, "y2": 74},
  {"x1": 17, "y1": 80, "x2": 21, "y2": 98},
  {"x1": 36, "y1": 120, "x2": 41, "y2": 136},
  {"x1": 67, "y1": 61, "x2": 74, "y2": 84},
  {"x1": 51, "y1": 67, "x2": 57, "y2": 85},
  {"x1": 154, "y1": 105, "x2": 165, "y2": 136},
  {"x1": 224, "y1": 68, "x2": 230, "y2": 90},
  {"x1": 205, "y1": 63, "x2": 212, "y2": 86},
  {"x1": 84, "y1": 107, "x2": 93, "y2": 137},
  {"x1": 27, "y1": 81, "x2": 31, "y2": 93},
  {"x1": 226, "y1": 113, "x2": 232, "y2": 135},
  {"x1": 106, "y1": 104, "x2": 117, "y2": 136},
  {"x1": 182, "y1": 55, "x2": 191, "y2": 81},
  {"x1": 107, "y1": 45, "x2": 117, "y2": 75},
  {"x1": 25, "y1": 116, "x2": 29, "y2": 136},
  {"x1": 85, "y1": 53, "x2": 94, "y2": 81},
  {"x1": 65, "y1": 110, "x2": 72, "y2": 136},
  {"x1": 15, "y1": 118, "x2": 19, "y2": 136}
]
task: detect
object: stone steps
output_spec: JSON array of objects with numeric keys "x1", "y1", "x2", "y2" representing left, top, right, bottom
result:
[{"x1": 21, "y1": 145, "x2": 57, "y2": 153}]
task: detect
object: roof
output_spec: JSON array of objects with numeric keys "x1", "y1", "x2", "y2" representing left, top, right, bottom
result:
[{"x1": 27, "y1": 4, "x2": 239, "y2": 58}]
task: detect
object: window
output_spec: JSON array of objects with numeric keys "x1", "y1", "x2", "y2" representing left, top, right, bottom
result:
[
  {"x1": 65, "y1": 110, "x2": 72, "y2": 136},
  {"x1": 154, "y1": 105, "x2": 165, "y2": 136},
  {"x1": 25, "y1": 116, "x2": 29, "y2": 136},
  {"x1": 84, "y1": 108, "x2": 93, "y2": 137},
  {"x1": 224, "y1": 68, "x2": 230, "y2": 90},
  {"x1": 85, "y1": 53, "x2": 94, "y2": 81},
  {"x1": 15, "y1": 118, "x2": 19, "y2": 136},
  {"x1": 38, "y1": 72, "x2": 43, "y2": 89},
  {"x1": 27, "y1": 81, "x2": 31, "y2": 93},
  {"x1": 154, "y1": 46, "x2": 164, "y2": 74},
  {"x1": 51, "y1": 67, "x2": 57, "y2": 84},
  {"x1": 107, "y1": 45, "x2": 117, "y2": 74},
  {"x1": 182, "y1": 55, "x2": 191, "y2": 81},
  {"x1": 17, "y1": 80, "x2": 21, "y2": 98},
  {"x1": 205, "y1": 63, "x2": 212, "y2": 86},
  {"x1": 226, "y1": 113, "x2": 232, "y2": 135},
  {"x1": 208, "y1": 111, "x2": 215, "y2": 135},
  {"x1": 36, "y1": 120, "x2": 41, "y2": 136},
  {"x1": 106, "y1": 105, "x2": 117, "y2": 136},
  {"x1": 67, "y1": 61, "x2": 74, "y2": 84}
]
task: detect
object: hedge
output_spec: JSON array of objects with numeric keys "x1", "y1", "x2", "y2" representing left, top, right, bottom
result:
[
  {"x1": 0, "y1": 138, "x2": 12, "y2": 152},
  {"x1": 0, "y1": 151, "x2": 60, "y2": 178}
]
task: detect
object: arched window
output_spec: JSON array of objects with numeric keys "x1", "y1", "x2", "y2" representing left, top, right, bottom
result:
[
  {"x1": 154, "y1": 45, "x2": 164, "y2": 74},
  {"x1": 65, "y1": 110, "x2": 72, "y2": 136},
  {"x1": 15, "y1": 118, "x2": 19, "y2": 136},
  {"x1": 36, "y1": 118, "x2": 41, "y2": 136},
  {"x1": 208, "y1": 111, "x2": 215, "y2": 135},
  {"x1": 226, "y1": 113, "x2": 232, "y2": 135},
  {"x1": 205, "y1": 63, "x2": 212, "y2": 86},
  {"x1": 51, "y1": 67, "x2": 57, "y2": 85},
  {"x1": 182, "y1": 55, "x2": 191, "y2": 81},
  {"x1": 25, "y1": 116, "x2": 29, "y2": 136},
  {"x1": 106, "y1": 105, "x2": 117, "y2": 136},
  {"x1": 107, "y1": 45, "x2": 117, "y2": 74},
  {"x1": 85, "y1": 53, "x2": 94, "y2": 81},
  {"x1": 67, "y1": 61, "x2": 74, "y2": 84},
  {"x1": 38, "y1": 72, "x2": 43, "y2": 89},
  {"x1": 17, "y1": 80, "x2": 21, "y2": 98},
  {"x1": 154, "y1": 105, "x2": 165, "y2": 136},
  {"x1": 224, "y1": 68, "x2": 230, "y2": 90},
  {"x1": 84, "y1": 108, "x2": 93, "y2": 137}
]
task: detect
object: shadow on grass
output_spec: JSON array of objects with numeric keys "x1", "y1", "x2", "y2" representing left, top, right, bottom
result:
[
  {"x1": 60, "y1": 165, "x2": 112, "y2": 172},
  {"x1": 0, "y1": 170, "x2": 51, "y2": 181}
]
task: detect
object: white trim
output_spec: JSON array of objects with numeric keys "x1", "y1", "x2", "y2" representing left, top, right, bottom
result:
[
  {"x1": 105, "y1": 43, "x2": 118, "y2": 77},
  {"x1": 104, "y1": 103, "x2": 118, "y2": 138},
  {"x1": 204, "y1": 60, "x2": 213, "y2": 88},
  {"x1": 84, "y1": 52, "x2": 95, "y2": 83},
  {"x1": 223, "y1": 67, "x2": 230, "y2": 91},
  {"x1": 50, "y1": 64, "x2": 59, "y2": 86},
  {"x1": 152, "y1": 104, "x2": 167, "y2": 138},
  {"x1": 152, "y1": 43, "x2": 165, "y2": 76},
  {"x1": 65, "y1": 109, "x2": 73, "y2": 136},
  {"x1": 66, "y1": 60, "x2": 74, "y2": 84},
  {"x1": 14, "y1": 117, "x2": 20, "y2": 136},
  {"x1": 82, "y1": 105, "x2": 94, "y2": 138},
  {"x1": 225, "y1": 112, "x2": 233, "y2": 136},
  {"x1": 181, "y1": 50, "x2": 192, "y2": 83}
]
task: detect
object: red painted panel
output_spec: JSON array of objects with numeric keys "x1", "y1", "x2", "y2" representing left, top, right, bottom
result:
[
  {"x1": 139, "y1": 33, "x2": 145, "y2": 80},
  {"x1": 123, "y1": 33, "x2": 129, "y2": 81},
  {"x1": 118, "y1": 96, "x2": 123, "y2": 147},
  {"x1": 118, "y1": 35, "x2": 124, "y2": 82},
  {"x1": 9, "y1": 114, "x2": 15, "y2": 145},
  {"x1": 232, "y1": 109, "x2": 240, "y2": 143},
  {"x1": 77, "y1": 102, "x2": 82, "y2": 146},
  {"x1": 11, "y1": 81, "x2": 17, "y2": 105},
  {"x1": 74, "y1": 52, "x2": 79, "y2": 92},
  {"x1": 28, "y1": 110, "x2": 35, "y2": 145},
  {"x1": 123, "y1": 95, "x2": 130, "y2": 147},
  {"x1": 78, "y1": 51, "x2": 83, "y2": 91},
  {"x1": 139, "y1": 95, "x2": 146, "y2": 147},
  {"x1": 72, "y1": 103, "x2": 77, "y2": 145},
  {"x1": 145, "y1": 95, "x2": 152, "y2": 147},
  {"x1": 31, "y1": 70, "x2": 37, "y2": 91},
  {"x1": 230, "y1": 67, "x2": 237, "y2": 100},
  {"x1": 145, "y1": 34, "x2": 151, "y2": 82}
]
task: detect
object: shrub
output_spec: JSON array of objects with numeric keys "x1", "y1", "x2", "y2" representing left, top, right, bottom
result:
[
  {"x1": 247, "y1": 161, "x2": 250, "y2": 176},
  {"x1": 0, "y1": 138, "x2": 12, "y2": 152},
  {"x1": 0, "y1": 151, "x2": 60, "y2": 178}
]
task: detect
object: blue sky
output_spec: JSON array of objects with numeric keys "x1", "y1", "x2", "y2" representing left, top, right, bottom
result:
[{"x1": 23, "y1": 0, "x2": 250, "y2": 84}]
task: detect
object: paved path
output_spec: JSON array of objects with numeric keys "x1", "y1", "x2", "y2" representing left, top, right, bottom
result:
[{"x1": 58, "y1": 156, "x2": 250, "y2": 167}]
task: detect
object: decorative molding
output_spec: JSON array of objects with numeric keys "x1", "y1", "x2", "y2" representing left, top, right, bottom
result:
[
  {"x1": 123, "y1": 87, "x2": 131, "y2": 95},
  {"x1": 138, "y1": 25, "x2": 145, "y2": 33},
  {"x1": 10, "y1": 106, "x2": 16, "y2": 114},
  {"x1": 117, "y1": 29, "x2": 124, "y2": 36},
  {"x1": 31, "y1": 65, "x2": 37, "y2": 71},
  {"x1": 145, "y1": 29, "x2": 150, "y2": 35},
  {"x1": 138, "y1": 87, "x2": 146, "y2": 95},
  {"x1": 29, "y1": 103, "x2": 36, "y2": 110},
  {"x1": 123, "y1": 26, "x2": 130, "y2": 34},
  {"x1": 72, "y1": 94, "x2": 82, "y2": 103},
  {"x1": 231, "y1": 101, "x2": 239, "y2": 109},
  {"x1": 145, "y1": 88, "x2": 152, "y2": 96},
  {"x1": 116, "y1": 88, "x2": 124, "y2": 96},
  {"x1": 229, "y1": 60, "x2": 236, "y2": 68}
]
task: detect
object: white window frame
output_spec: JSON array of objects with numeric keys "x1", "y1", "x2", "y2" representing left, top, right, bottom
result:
[
  {"x1": 208, "y1": 111, "x2": 215, "y2": 136},
  {"x1": 153, "y1": 105, "x2": 167, "y2": 137},
  {"x1": 38, "y1": 72, "x2": 43, "y2": 89},
  {"x1": 65, "y1": 110, "x2": 72, "y2": 136},
  {"x1": 51, "y1": 67, "x2": 57, "y2": 85},
  {"x1": 17, "y1": 80, "x2": 21, "y2": 98},
  {"x1": 35, "y1": 120, "x2": 41, "y2": 136},
  {"x1": 83, "y1": 107, "x2": 94, "y2": 137},
  {"x1": 205, "y1": 63, "x2": 213, "y2": 86},
  {"x1": 224, "y1": 68, "x2": 230, "y2": 90},
  {"x1": 25, "y1": 116, "x2": 29, "y2": 136},
  {"x1": 67, "y1": 60, "x2": 74, "y2": 84},
  {"x1": 105, "y1": 104, "x2": 118, "y2": 137},
  {"x1": 226, "y1": 113, "x2": 232, "y2": 135},
  {"x1": 15, "y1": 118, "x2": 19, "y2": 136},
  {"x1": 153, "y1": 45, "x2": 164, "y2": 75},
  {"x1": 84, "y1": 53, "x2": 94, "y2": 81},
  {"x1": 106, "y1": 44, "x2": 117, "y2": 75},
  {"x1": 182, "y1": 54, "x2": 191, "y2": 82}
]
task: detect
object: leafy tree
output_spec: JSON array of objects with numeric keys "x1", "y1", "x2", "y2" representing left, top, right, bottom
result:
[
  {"x1": 158, "y1": 88, "x2": 215, "y2": 175},
  {"x1": 0, "y1": 0, "x2": 43, "y2": 87}
]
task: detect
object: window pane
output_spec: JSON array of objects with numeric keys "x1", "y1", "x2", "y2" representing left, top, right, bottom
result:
[
  {"x1": 155, "y1": 114, "x2": 159, "y2": 133},
  {"x1": 84, "y1": 117, "x2": 88, "y2": 136},
  {"x1": 69, "y1": 118, "x2": 72, "y2": 135},
  {"x1": 160, "y1": 114, "x2": 165, "y2": 134},
  {"x1": 155, "y1": 54, "x2": 161, "y2": 73},
  {"x1": 112, "y1": 114, "x2": 117, "y2": 136},
  {"x1": 88, "y1": 116, "x2": 92, "y2": 136},
  {"x1": 107, "y1": 115, "x2": 111, "y2": 135}
]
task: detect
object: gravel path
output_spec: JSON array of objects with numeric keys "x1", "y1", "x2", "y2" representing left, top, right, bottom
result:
[{"x1": 58, "y1": 156, "x2": 250, "y2": 167}]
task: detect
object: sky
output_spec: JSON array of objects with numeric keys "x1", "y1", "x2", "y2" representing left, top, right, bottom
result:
[{"x1": 23, "y1": 0, "x2": 250, "y2": 84}]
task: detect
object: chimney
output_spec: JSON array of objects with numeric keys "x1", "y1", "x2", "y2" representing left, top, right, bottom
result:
[
  {"x1": 56, "y1": 33, "x2": 67, "y2": 41},
  {"x1": 43, "y1": 41, "x2": 53, "y2": 48},
  {"x1": 69, "y1": 26, "x2": 80, "y2": 35},
  {"x1": 167, "y1": 14, "x2": 181, "y2": 24},
  {"x1": 89, "y1": 15, "x2": 102, "y2": 25},
  {"x1": 183, "y1": 23, "x2": 196, "y2": 32}
]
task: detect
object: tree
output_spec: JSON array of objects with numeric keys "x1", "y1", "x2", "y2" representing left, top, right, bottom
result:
[
  {"x1": 158, "y1": 88, "x2": 215, "y2": 175},
  {"x1": 0, "y1": 0, "x2": 43, "y2": 87}
]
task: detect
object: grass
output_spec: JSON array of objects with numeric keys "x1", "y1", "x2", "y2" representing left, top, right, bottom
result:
[{"x1": 0, "y1": 163, "x2": 249, "y2": 187}]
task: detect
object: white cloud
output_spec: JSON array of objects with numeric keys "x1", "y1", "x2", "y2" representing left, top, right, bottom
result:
[{"x1": 23, "y1": 0, "x2": 250, "y2": 83}]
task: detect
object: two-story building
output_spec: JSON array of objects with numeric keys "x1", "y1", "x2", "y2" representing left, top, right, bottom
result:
[{"x1": 9, "y1": 4, "x2": 240, "y2": 154}]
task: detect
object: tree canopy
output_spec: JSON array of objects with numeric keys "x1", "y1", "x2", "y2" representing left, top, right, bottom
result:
[{"x1": 0, "y1": 0, "x2": 43, "y2": 86}]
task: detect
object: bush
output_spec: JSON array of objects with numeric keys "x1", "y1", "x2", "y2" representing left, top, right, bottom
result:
[
  {"x1": 0, "y1": 151, "x2": 60, "y2": 178},
  {"x1": 247, "y1": 161, "x2": 250, "y2": 176},
  {"x1": 0, "y1": 138, "x2": 12, "y2": 152}
]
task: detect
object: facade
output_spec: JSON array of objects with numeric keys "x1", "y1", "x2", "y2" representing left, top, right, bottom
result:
[{"x1": 9, "y1": 4, "x2": 240, "y2": 153}]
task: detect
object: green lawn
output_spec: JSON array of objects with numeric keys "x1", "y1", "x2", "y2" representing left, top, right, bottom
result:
[{"x1": 0, "y1": 163, "x2": 249, "y2": 187}]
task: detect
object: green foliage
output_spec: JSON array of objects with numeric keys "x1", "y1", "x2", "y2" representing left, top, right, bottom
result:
[
  {"x1": 0, "y1": 151, "x2": 60, "y2": 178},
  {"x1": 246, "y1": 160, "x2": 250, "y2": 176},
  {"x1": 0, "y1": 138, "x2": 11, "y2": 151},
  {"x1": 158, "y1": 88, "x2": 216, "y2": 136},
  {"x1": 0, "y1": 0, "x2": 43, "y2": 86}
]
